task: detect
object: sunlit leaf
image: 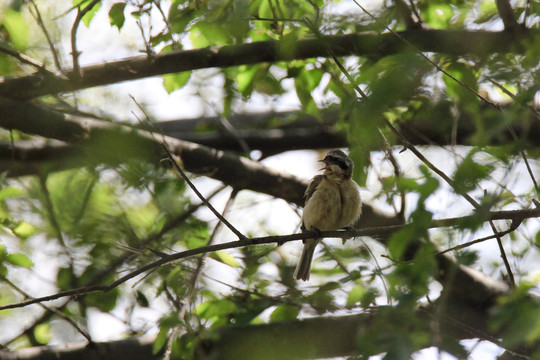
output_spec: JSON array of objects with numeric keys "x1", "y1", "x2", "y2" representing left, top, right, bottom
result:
[
  {"x1": 210, "y1": 250, "x2": 241, "y2": 268},
  {"x1": 79, "y1": 0, "x2": 102, "y2": 27},
  {"x1": 269, "y1": 304, "x2": 299, "y2": 322},
  {"x1": 162, "y1": 72, "x2": 191, "y2": 93},
  {"x1": 153, "y1": 327, "x2": 169, "y2": 355},
  {"x1": 12, "y1": 221, "x2": 39, "y2": 240},
  {"x1": 2, "y1": 9, "x2": 28, "y2": 49},
  {"x1": 6, "y1": 252, "x2": 33, "y2": 268},
  {"x1": 0, "y1": 187, "x2": 25, "y2": 201},
  {"x1": 196, "y1": 299, "x2": 237, "y2": 319},
  {"x1": 346, "y1": 284, "x2": 366, "y2": 307},
  {"x1": 34, "y1": 323, "x2": 51, "y2": 345},
  {"x1": 423, "y1": 4, "x2": 453, "y2": 28}
]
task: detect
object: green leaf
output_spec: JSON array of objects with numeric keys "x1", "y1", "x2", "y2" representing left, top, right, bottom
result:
[
  {"x1": 80, "y1": 1, "x2": 102, "y2": 27},
  {"x1": 0, "y1": 245, "x2": 7, "y2": 276},
  {"x1": 236, "y1": 65, "x2": 260, "y2": 98},
  {"x1": 294, "y1": 68, "x2": 321, "y2": 118},
  {"x1": 56, "y1": 266, "x2": 73, "y2": 291},
  {"x1": 153, "y1": 327, "x2": 169, "y2": 355},
  {"x1": 196, "y1": 299, "x2": 237, "y2": 319},
  {"x1": 34, "y1": 323, "x2": 51, "y2": 345},
  {"x1": 162, "y1": 72, "x2": 191, "y2": 93},
  {"x1": 13, "y1": 221, "x2": 39, "y2": 240},
  {"x1": 86, "y1": 287, "x2": 119, "y2": 312},
  {"x1": 443, "y1": 62, "x2": 478, "y2": 104},
  {"x1": 269, "y1": 304, "x2": 299, "y2": 322},
  {"x1": 2, "y1": 8, "x2": 29, "y2": 49},
  {"x1": 475, "y1": 0, "x2": 498, "y2": 24},
  {"x1": 0, "y1": 186, "x2": 25, "y2": 201},
  {"x1": 169, "y1": 5, "x2": 196, "y2": 34},
  {"x1": 491, "y1": 283, "x2": 540, "y2": 347},
  {"x1": 346, "y1": 284, "x2": 367, "y2": 307},
  {"x1": 190, "y1": 21, "x2": 230, "y2": 47},
  {"x1": 211, "y1": 250, "x2": 241, "y2": 268},
  {"x1": 453, "y1": 149, "x2": 494, "y2": 194},
  {"x1": 6, "y1": 253, "x2": 33, "y2": 268},
  {"x1": 424, "y1": 4, "x2": 454, "y2": 28},
  {"x1": 135, "y1": 290, "x2": 150, "y2": 308},
  {"x1": 109, "y1": 3, "x2": 126, "y2": 30}
]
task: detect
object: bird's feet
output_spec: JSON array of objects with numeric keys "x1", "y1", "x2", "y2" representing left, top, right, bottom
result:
[
  {"x1": 303, "y1": 227, "x2": 322, "y2": 243},
  {"x1": 311, "y1": 227, "x2": 322, "y2": 238},
  {"x1": 340, "y1": 226, "x2": 356, "y2": 244}
]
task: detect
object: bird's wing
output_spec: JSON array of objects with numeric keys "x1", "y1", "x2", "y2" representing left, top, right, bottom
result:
[
  {"x1": 304, "y1": 175, "x2": 323, "y2": 204},
  {"x1": 301, "y1": 174, "x2": 323, "y2": 232}
]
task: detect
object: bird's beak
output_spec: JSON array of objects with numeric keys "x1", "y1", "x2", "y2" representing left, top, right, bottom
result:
[{"x1": 318, "y1": 159, "x2": 329, "y2": 171}]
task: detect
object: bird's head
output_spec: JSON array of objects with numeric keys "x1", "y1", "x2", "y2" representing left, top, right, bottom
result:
[{"x1": 319, "y1": 149, "x2": 354, "y2": 179}]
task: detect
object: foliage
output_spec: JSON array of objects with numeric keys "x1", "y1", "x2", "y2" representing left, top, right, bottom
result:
[{"x1": 0, "y1": 0, "x2": 539, "y2": 359}]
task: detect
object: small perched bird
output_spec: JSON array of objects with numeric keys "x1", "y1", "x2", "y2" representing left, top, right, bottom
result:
[{"x1": 294, "y1": 149, "x2": 362, "y2": 281}]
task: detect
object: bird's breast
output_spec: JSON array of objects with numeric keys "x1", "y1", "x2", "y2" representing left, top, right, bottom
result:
[{"x1": 302, "y1": 178, "x2": 361, "y2": 231}]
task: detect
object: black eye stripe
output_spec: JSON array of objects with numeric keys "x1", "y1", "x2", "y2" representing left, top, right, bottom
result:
[{"x1": 326, "y1": 156, "x2": 348, "y2": 170}]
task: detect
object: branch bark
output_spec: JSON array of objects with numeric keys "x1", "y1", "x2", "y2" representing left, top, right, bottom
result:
[
  {"x1": 154, "y1": 105, "x2": 540, "y2": 153},
  {"x1": 0, "y1": 335, "x2": 158, "y2": 360},
  {"x1": 2, "y1": 298, "x2": 536, "y2": 360},
  {"x1": 198, "y1": 302, "x2": 500, "y2": 360},
  {"x1": 496, "y1": 0, "x2": 522, "y2": 31},
  {"x1": 4, "y1": 101, "x2": 539, "y2": 176},
  {"x1": 0, "y1": 30, "x2": 537, "y2": 99}
]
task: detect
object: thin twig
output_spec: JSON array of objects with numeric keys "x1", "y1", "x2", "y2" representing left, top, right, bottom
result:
[
  {"x1": 1, "y1": 185, "x2": 226, "y2": 347},
  {"x1": 154, "y1": 1, "x2": 179, "y2": 50},
  {"x1": 352, "y1": 0, "x2": 520, "y2": 286},
  {"x1": 380, "y1": 130, "x2": 405, "y2": 219},
  {"x1": 161, "y1": 144, "x2": 247, "y2": 240},
  {"x1": 186, "y1": 188, "x2": 240, "y2": 299},
  {"x1": 360, "y1": 238, "x2": 392, "y2": 305},
  {"x1": 394, "y1": 0, "x2": 420, "y2": 29},
  {"x1": 303, "y1": 18, "x2": 367, "y2": 99},
  {"x1": 27, "y1": 0, "x2": 63, "y2": 72},
  {"x1": 71, "y1": 0, "x2": 101, "y2": 78},
  {"x1": 38, "y1": 174, "x2": 74, "y2": 271},
  {"x1": 436, "y1": 219, "x2": 521, "y2": 256},
  {"x1": 352, "y1": 0, "x2": 500, "y2": 110},
  {"x1": 0, "y1": 45, "x2": 52, "y2": 72},
  {"x1": 1, "y1": 206, "x2": 538, "y2": 311},
  {"x1": 486, "y1": 77, "x2": 539, "y2": 190},
  {"x1": 0, "y1": 276, "x2": 92, "y2": 343}
]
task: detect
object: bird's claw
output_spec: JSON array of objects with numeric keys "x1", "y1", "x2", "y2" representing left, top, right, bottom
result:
[
  {"x1": 340, "y1": 226, "x2": 356, "y2": 244},
  {"x1": 311, "y1": 227, "x2": 322, "y2": 238}
]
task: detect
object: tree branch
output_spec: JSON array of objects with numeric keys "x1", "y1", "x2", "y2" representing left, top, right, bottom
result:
[
  {"x1": 394, "y1": 0, "x2": 422, "y2": 29},
  {"x1": 496, "y1": 0, "x2": 522, "y2": 31},
  {"x1": 0, "y1": 335, "x2": 158, "y2": 360},
  {"x1": 0, "y1": 30, "x2": 537, "y2": 99},
  {"x1": 4, "y1": 101, "x2": 539, "y2": 176},
  {"x1": 197, "y1": 303, "x2": 506, "y2": 359},
  {"x1": 2, "y1": 205, "x2": 540, "y2": 311},
  {"x1": 4, "y1": 299, "x2": 535, "y2": 360}
]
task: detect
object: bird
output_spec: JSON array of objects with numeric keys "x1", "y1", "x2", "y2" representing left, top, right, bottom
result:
[{"x1": 294, "y1": 149, "x2": 362, "y2": 281}]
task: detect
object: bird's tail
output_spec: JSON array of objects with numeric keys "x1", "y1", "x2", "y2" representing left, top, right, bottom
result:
[{"x1": 294, "y1": 239, "x2": 319, "y2": 281}]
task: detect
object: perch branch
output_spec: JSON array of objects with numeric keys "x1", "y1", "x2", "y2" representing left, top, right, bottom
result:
[{"x1": 0, "y1": 206, "x2": 538, "y2": 311}]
